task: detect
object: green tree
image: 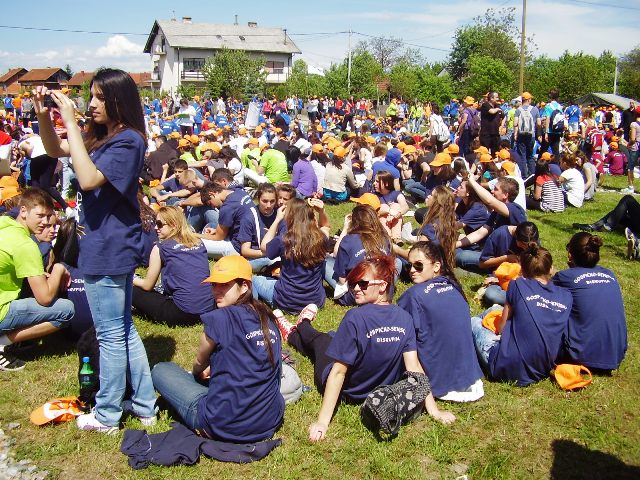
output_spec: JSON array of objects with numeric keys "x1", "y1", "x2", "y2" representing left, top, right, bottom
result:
[
  {"x1": 64, "y1": 63, "x2": 74, "y2": 78},
  {"x1": 355, "y1": 36, "x2": 423, "y2": 72},
  {"x1": 618, "y1": 45, "x2": 640, "y2": 99},
  {"x1": 202, "y1": 48, "x2": 266, "y2": 100},
  {"x1": 285, "y1": 59, "x2": 328, "y2": 98},
  {"x1": 415, "y1": 66, "x2": 455, "y2": 106},
  {"x1": 388, "y1": 62, "x2": 419, "y2": 100},
  {"x1": 461, "y1": 55, "x2": 516, "y2": 99},
  {"x1": 324, "y1": 51, "x2": 383, "y2": 99}
]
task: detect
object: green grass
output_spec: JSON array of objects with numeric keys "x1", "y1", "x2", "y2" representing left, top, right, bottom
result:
[{"x1": 1, "y1": 176, "x2": 639, "y2": 479}]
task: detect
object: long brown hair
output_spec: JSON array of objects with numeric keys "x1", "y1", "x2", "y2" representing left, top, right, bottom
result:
[
  {"x1": 423, "y1": 186, "x2": 457, "y2": 270},
  {"x1": 157, "y1": 206, "x2": 201, "y2": 248},
  {"x1": 348, "y1": 205, "x2": 391, "y2": 258},
  {"x1": 235, "y1": 283, "x2": 277, "y2": 368},
  {"x1": 283, "y1": 198, "x2": 327, "y2": 268},
  {"x1": 409, "y1": 241, "x2": 466, "y2": 301},
  {"x1": 520, "y1": 244, "x2": 553, "y2": 279},
  {"x1": 84, "y1": 68, "x2": 146, "y2": 153}
]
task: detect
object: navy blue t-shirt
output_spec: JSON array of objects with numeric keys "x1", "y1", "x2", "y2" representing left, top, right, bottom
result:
[
  {"x1": 553, "y1": 266, "x2": 627, "y2": 370},
  {"x1": 372, "y1": 160, "x2": 400, "y2": 179},
  {"x1": 485, "y1": 202, "x2": 526, "y2": 232},
  {"x1": 159, "y1": 239, "x2": 214, "y2": 315},
  {"x1": 418, "y1": 223, "x2": 439, "y2": 245},
  {"x1": 324, "y1": 303, "x2": 417, "y2": 403},
  {"x1": 140, "y1": 226, "x2": 158, "y2": 268},
  {"x1": 237, "y1": 208, "x2": 277, "y2": 251},
  {"x1": 198, "y1": 305, "x2": 284, "y2": 442},
  {"x1": 77, "y1": 129, "x2": 145, "y2": 275},
  {"x1": 457, "y1": 201, "x2": 490, "y2": 234},
  {"x1": 218, "y1": 189, "x2": 255, "y2": 253},
  {"x1": 489, "y1": 278, "x2": 572, "y2": 386},
  {"x1": 421, "y1": 174, "x2": 446, "y2": 197},
  {"x1": 398, "y1": 277, "x2": 483, "y2": 397},
  {"x1": 479, "y1": 226, "x2": 518, "y2": 263},
  {"x1": 64, "y1": 264, "x2": 94, "y2": 339},
  {"x1": 266, "y1": 234, "x2": 326, "y2": 313}
]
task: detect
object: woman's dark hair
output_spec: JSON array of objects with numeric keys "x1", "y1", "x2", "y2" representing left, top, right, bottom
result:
[
  {"x1": 520, "y1": 244, "x2": 553, "y2": 279},
  {"x1": 220, "y1": 145, "x2": 240, "y2": 161},
  {"x1": 434, "y1": 164, "x2": 456, "y2": 182},
  {"x1": 311, "y1": 151, "x2": 330, "y2": 165},
  {"x1": 430, "y1": 102, "x2": 441, "y2": 115},
  {"x1": 567, "y1": 231, "x2": 603, "y2": 268},
  {"x1": 235, "y1": 284, "x2": 277, "y2": 368},
  {"x1": 283, "y1": 198, "x2": 327, "y2": 268},
  {"x1": 560, "y1": 153, "x2": 578, "y2": 169},
  {"x1": 409, "y1": 241, "x2": 466, "y2": 301},
  {"x1": 286, "y1": 146, "x2": 302, "y2": 165},
  {"x1": 50, "y1": 218, "x2": 79, "y2": 268},
  {"x1": 84, "y1": 68, "x2": 145, "y2": 153},
  {"x1": 514, "y1": 221, "x2": 539, "y2": 245},
  {"x1": 346, "y1": 255, "x2": 396, "y2": 297},
  {"x1": 138, "y1": 189, "x2": 156, "y2": 233},
  {"x1": 452, "y1": 158, "x2": 467, "y2": 176},
  {"x1": 534, "y1": 161, "x2": 550, "y2": 177},
  {"x1": 256, "y1": 182, "x2": 276, "y2": 199},
  {"x1": 375, "y1": 170, "x2": 395, "y2": 192}
]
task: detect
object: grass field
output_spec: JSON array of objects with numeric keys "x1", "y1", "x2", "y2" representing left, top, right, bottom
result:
[{"x1": 1, "y1": 176, "x2": 639, "y2": 480}]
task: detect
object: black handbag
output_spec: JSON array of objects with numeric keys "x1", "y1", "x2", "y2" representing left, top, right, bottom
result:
[{"x1": 360, "y1": 371, "x2": 431, "y2": 437}]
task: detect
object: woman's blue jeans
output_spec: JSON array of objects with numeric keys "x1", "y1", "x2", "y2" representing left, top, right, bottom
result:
[
  {"x1": 151, "y1": 362, "x2": 207, "y2": 430},
  {"x1": 470, "y1": 305, "x2": 502, "y2": 372},
  {"x1": 84, "y1": 273, "x2": 157, "y2": 427}
]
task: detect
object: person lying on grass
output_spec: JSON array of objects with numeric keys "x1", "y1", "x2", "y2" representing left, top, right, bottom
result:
[{"x1": 274, "y1": 255, "x2": 455, "y2": 442}]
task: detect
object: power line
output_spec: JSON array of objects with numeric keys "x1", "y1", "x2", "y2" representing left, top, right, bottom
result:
[
  {"x1": 0, "y1": 24, "x2": 148, "y2": 36},
  {"x1": 352, "y1": 31, "x2": 450, "y2": 53},
  {"x1": 564, "y1": 0, "x2": 640, "y2": 10}
]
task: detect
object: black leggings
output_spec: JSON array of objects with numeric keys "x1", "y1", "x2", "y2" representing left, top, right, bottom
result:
[
  {"x1": 287, "y1": 321, "x2": 333, "y2": 393},
  {"x1": 132, "y1": 286, "x2": 202, "y2": 327},
  {"x1": 30, "y1": 154, "x2": 68, "y2": 210},
  {"x1": 603, "y1": 195, "x2": 640, "y2": 234}
]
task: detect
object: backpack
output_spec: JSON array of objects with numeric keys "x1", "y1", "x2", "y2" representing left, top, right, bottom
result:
[
  {"x1": 587, "y1": 128, "x2": 604, "y2": 150},
  {"x1": 549, "y1": 109, "x2": 565, "y2": 134},
  {"x1": 432, "y1": 115, "x2": 449, "y2": 142},
  {"x1": 465, "y1": 108, "x2": 481, "y2": 137},
  {"x1": 518, "y1": 106, "x2": 535, "y2": 135}
]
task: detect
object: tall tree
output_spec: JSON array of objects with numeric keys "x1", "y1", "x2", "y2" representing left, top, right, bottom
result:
[
  {"x1": 324, "y1": 51, "x2": 383, "y2": 99},
  {"x1": 461, "y1": 55, "x2": 516, "y2": 99},
  {"x1": 356, "y1": 36, "x2": 423, "y2": 72},
  {"x1": 202, "y1": 48, "x2": 266, "y2": 99},
  {"x1": 618, "y1": 45, "x2": 640, "y2": 99},
  {"x1": 64, "y1": 64, "x2": 74, "y2": 77}
]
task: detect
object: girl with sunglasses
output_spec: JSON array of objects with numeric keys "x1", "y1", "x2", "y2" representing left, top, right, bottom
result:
[
  {"x1": 275, "y1": 256, "x2": 455, "y2": 442},
  {"x1": 132, "y1": 206, "x2": 214, "y2": 326},
  {"x1": 398, "y1": 242, "x2": 484, "y2": 402}
]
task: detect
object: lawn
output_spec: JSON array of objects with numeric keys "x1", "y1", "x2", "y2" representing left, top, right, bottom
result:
[{"x1": 1, "y1": 176, "x2": 639, "y2": 480}]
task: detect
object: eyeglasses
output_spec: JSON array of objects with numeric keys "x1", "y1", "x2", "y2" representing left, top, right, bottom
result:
[
  {"x1": 409, "y1": 261, "x2": 425, "y2": 273},
  {"x1": 348, "y1": 279, "x2": 384, "y2": 291},
  {"x1": 155, "y1": 220, "x2": 166, "y2": 229}
]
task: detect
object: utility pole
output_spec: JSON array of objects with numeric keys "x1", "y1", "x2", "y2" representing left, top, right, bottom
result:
[
  {"x1": 519, "y1": 0, "x2": 527, "y2": 93},
  {"x1": 613, "y1": 57, "x2": 619, "y2": 95},
  {"x1": 347, "y1": 29, "x2": 352, "y2": 94}
]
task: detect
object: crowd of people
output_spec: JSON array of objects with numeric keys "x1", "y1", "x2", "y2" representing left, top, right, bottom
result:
[{"x1": 0, "y1": 70, "x2": 633, "y2": 450}]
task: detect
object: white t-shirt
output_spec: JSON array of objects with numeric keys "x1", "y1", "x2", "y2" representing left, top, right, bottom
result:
[
  {"x1": 561, "y1": 168, "x2": 585, "y2": 208},
  {"x1": 178, "y1": 105, "x2": 196, "y2": 126},
  {"x1": 227, "y1": 157, "x2": 244, "y2": 185}
]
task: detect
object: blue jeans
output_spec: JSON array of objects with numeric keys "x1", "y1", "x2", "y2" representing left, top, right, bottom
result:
[
  {"x1": 323, "y1": 189, "x2": 348, "y2": 202},
  {"x1": 484, "y1": 284, "x2": 507, "y2": 306},
  {"x1": 515, "y1": 134, "x2": 535, "y2": 177},
  {"x1": 151, "y1": 362, "x2": 207, "y2": 430},
  {"x1": 249, "y1": 257, "x2": 279, "y2": 274},
  {"x1": 252, "y1": 275, "x2": 276, "y2": 305},
  {"x1": 84, "y1": 273, "x2": 157, "y2": 427},
  {"x1": 471, "y1": 305, "x2": 502, "y2": 372},
  {"x1": 0, "y1": 297, "x2": 74, "y2": 333},
  {"x1": 455, "y1": 248, "x2": 483, "y2": 273},
  {"x1": 403, "y1": 180, "x2": 427, "y2": 201},
  {"x1": 323, "y1": 257, "x2": 338, "y2": 290},
  {"x1": 186, "y1": 206, "x2": 219, "y2": 233}
]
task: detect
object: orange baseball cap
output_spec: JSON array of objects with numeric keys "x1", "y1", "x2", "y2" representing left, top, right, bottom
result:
[
  {"x1": 366, "y1": 136, "x2": 376, "y2": 144},
  {"x1": 403, "y1": 145, "x2": 417, "y2": 154},
  {"x1": 333, "y1": 146, "x2": 347, "y2": 158},
  {"x1": 447, "y1": 144, "x2": 460, "y2": 155},
  {"x1": 501, "y1": 160, "x2": 516, "y2": 176},
  {"x1": 168, "y1": 131, "x2": 181, "y2": 139},
  {"x1": 521, "y1": 92, "x2": 533, "y2": 100},
  {"x1": 203, "y1": 255, "x2": 252, "y2": 283},
  {"x1": 474, "y1": 146, "x2": 489, "y2": 155},
  {"x1": 30, "y1": 396, "x2": 83, "y2": 426},
  {"x1": 498, "y1": 149, "x2": 511, "y2": 160},
  {"x1": 247, "y1": 137, "x2": 259, "y2": 146},
  {"x1": 540, "y1": 152, "x2": 553, "y2": 161},
  {"x1": 0, "y1": 176, "x2": 19, "y2": 188},
  {"x1": 479, "y1": 153, "x2": 494, "y2": 163},
  {"x1": 430, "y1": 152, "x2": 452, "y2": 167},
  {"x1": 238, "y1": 127, "x2": 247, "y2": 135},
  {"x1": 350, "y1": 192, "x2": 381, "y2": 211},
  {"x1": 189, "y1": 134, "x2": 200, "y2": 145},
  {"x1": 311, "y1": 143, "x2": 324, "y2": 153}
]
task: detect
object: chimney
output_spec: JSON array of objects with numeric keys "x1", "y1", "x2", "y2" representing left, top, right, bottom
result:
[
  {"x1": 182, "y1": 16, "x2": 192, "y2": 24},
  {"x1": 234, "y1": 14, "x2": 238, "y2": 25},
  {"x1": 248, "y1": 21, "x2": 257, "y2": 28}
]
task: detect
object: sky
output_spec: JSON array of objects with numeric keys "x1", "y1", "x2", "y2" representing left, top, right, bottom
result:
[{"x1": 0, "y1": 0, "x2": 637, "y2": 76}]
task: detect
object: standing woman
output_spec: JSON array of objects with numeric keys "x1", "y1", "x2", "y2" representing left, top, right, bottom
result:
[{"x1": 34, "y1": 69, "x2": 157, "y2": 433}]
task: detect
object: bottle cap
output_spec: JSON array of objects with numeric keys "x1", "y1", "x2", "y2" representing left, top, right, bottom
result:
[{"x1": 82, "y1": 356, "x2": 90, "y2": 363}]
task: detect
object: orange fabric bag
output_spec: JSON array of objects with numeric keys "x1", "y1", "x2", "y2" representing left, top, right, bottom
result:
[
  {"x1": 553, "y1": 364, "x2": 593, "y2": 390},
  {"x1": 495, "y1": 262, "x2": 521, "y2": 291}
]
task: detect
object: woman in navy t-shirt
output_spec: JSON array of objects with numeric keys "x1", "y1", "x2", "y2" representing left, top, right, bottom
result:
[
  {"x1": 373, "y1": 170, "x2": 409, "y2": 241},
  {"x1": 275, "y1": 256, "x2": 455, "y2": 442},
  {"x1": 471, "y1": 245, "x2": 572, "y2": 386},
  {"x1": 553, "y1": 232, "x2": 627, "y2": 371},
  {"x1": 133, "y1": 206, "x2": 214, "y2": 326},
  {"x1": 398, "y1": 242, "x2": 484, "y2": 402},
  {"x1": 253, "y1": 198, "x2": 330, "y2": 314},
  {"x1": 237, "y1": 183, "x2": 278, "y2": 273},
  {"x1": 151, "y1": 256, "x2": 284, "y2": 442},
  {"x1": 36, "y1": 69, "x2": 158, "y2": 433}
]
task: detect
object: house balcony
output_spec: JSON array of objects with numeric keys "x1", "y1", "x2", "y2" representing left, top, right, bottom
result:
[{"x1": 181, "y1": 71, "x2": 205, "y2": 82}]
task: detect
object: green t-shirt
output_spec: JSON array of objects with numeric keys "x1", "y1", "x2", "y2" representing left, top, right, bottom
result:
[
  {"x1": 180, "y1": 152, "x2": 196, "y2": 163},
  {"x1": 507, "y1": 108, "x2": 516, "y2": 130},
  {"x1": 240, "y1": 147, "x2": 261, "y2": 171},
  {"x1": 259, "y1": 149, "x2": 289, "y2": 183},
  {"x1": 0, "y1": 216, "x2": 44, "y2": 321}
]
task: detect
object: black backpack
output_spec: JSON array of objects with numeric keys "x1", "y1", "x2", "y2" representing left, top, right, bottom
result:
[{"x1": 549, "y1": 109, "x2": 565, "y2": 134}]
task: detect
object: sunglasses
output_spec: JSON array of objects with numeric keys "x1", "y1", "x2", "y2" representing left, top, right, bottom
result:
[
  {"x1": 155, "y1": 220, "x2": 166, "y2": 229},
  {"x1": 348, "y1": 279, "x2": 384, "y2": 291},
  {"x1": 409, "y1": 261, "x2": 425, "y2": 273}
]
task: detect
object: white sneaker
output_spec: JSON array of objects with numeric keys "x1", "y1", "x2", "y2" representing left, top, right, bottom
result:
[
  {"x1": 138, "y1": 416, "x2": 157, "y2": 427},
  {"x1": 401, "y1": 222, "x2": 417, "y2": 244},
  {"x1": 621, "y1": 186, "x2": 634, "y2": 194},
  {"x1": 76, "y1": 412, "x2": 118, "y2": 435}
]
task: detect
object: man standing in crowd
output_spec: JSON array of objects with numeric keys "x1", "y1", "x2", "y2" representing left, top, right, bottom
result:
[
  {"x1": 480, "y1": 92, "x2": 503, "y2": 155},
  {"x1": 541, "y1": 89, "x2": 564, "y2": 158}
]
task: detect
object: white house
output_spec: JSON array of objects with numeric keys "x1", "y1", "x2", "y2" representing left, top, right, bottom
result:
[{"x1": 143, "y1": 17, "x2": 301, "y2": 96}]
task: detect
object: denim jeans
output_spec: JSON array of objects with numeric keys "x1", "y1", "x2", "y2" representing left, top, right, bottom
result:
[
  {"x1": 201, "y1": 239, "x2": 239, "y2": 258},
  {"x1": 515, "y1": 134, "x2": 535, "y2": 177},
  {"x1": 84, "y1": 273, "x2": 157, "y2": 427},
  {"x1": 0, "y1": 297, "x2": 74, "y2": 333},
  {"x1": 249, "y1": 257, "x2": 279, "y2": 274},
  {"x1": 185, "y1": 206, "x2": 219, "y2": 233},
  {"x1": 252, "y1": 275, "x2": 276, "y2": 305},
  {"x1": 403, "y1": 180, "x2": 427, "y2": 201},
  {"x1": 455, "y1": 248, "x2": 483, "y2": 273},
  {"x1": 483, "y1": 284, "x2": 507, "y2": 306},
  {"x1": 323, "y1": 257, "x2": 338, "y2": 290},
  {"x1": 151, "y1": 362, "x2": 207, "y2": 430},
  {"x1": 471, "y1": 305, "x2": 502, "y2": 372}
]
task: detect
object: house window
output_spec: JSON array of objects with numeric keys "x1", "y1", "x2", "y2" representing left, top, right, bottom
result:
[
  {"x1": 265, "y1": 61, "x2": 285, "y2": 74},
  {"x1": 183, "y1": 58, "x2": 205, "y2": 71}
]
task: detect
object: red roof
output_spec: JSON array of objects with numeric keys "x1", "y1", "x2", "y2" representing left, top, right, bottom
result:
[
  {"x1": 128, "y1": 72, "x2": 152, "y2": 88},
  {"x1": 0, "y1": 68, "x2": 27, "y2": 84},
  {"x1": 67, "y1": 71, "x2": 95, "y2": 87},
  {"x1": 18, "y1": 68, "x2": 65, "y2": 82}
]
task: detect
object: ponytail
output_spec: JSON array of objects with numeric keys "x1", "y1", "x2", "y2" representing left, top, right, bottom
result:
[
  {"x1": 520, "y1": 244, "x2": 553, "y2": 279},
  {"x1": 567, "y1": 232, "x2": 602, "y2": 268}
]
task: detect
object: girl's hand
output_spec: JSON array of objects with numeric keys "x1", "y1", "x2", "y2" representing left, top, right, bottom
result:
[
  {"x1": 49, "y1": 90, "x2": 76, "y2": 127},
  {"x1": 198, "y1": 366, "x2": 211, "y2": 380},
  {"x1": 275, "y1": 204, "x2": 286, "y2": 221},
  {"x1": 343, "y1": 213, "x2": 352, "y2": 230},
  {"x1": 32, "y1": 86, "x2": 51, "y2": 116},
  {"x1": 308, "y1": 421, "x2": 328, "y2": 442}
]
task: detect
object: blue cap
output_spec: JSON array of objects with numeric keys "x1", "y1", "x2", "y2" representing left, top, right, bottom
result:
[
  {"x1": 385, "y1": 148, "x2": 402, "y2": 165},
  {"x1": 82, "y1": 356, "x2": 90, "y2": 363},
  {"x1": 549, "y1": 164, "x2": 562, "y2": 176}
]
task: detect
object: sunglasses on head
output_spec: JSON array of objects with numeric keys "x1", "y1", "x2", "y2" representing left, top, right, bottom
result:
[
  {"x1": 348, "y1": 279, "x2": 384, "y2": 291},
  {"x1": 409, "y1": 261, "x2": 425, "y2": 272},
  {"x1": 155, "y1": 220, "x2": 166, "y2": 229}
]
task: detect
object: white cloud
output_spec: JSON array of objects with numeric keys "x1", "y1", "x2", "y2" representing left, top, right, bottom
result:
[{"x1": 96, "y1": 35, "x2": 143, "y2": 58}]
